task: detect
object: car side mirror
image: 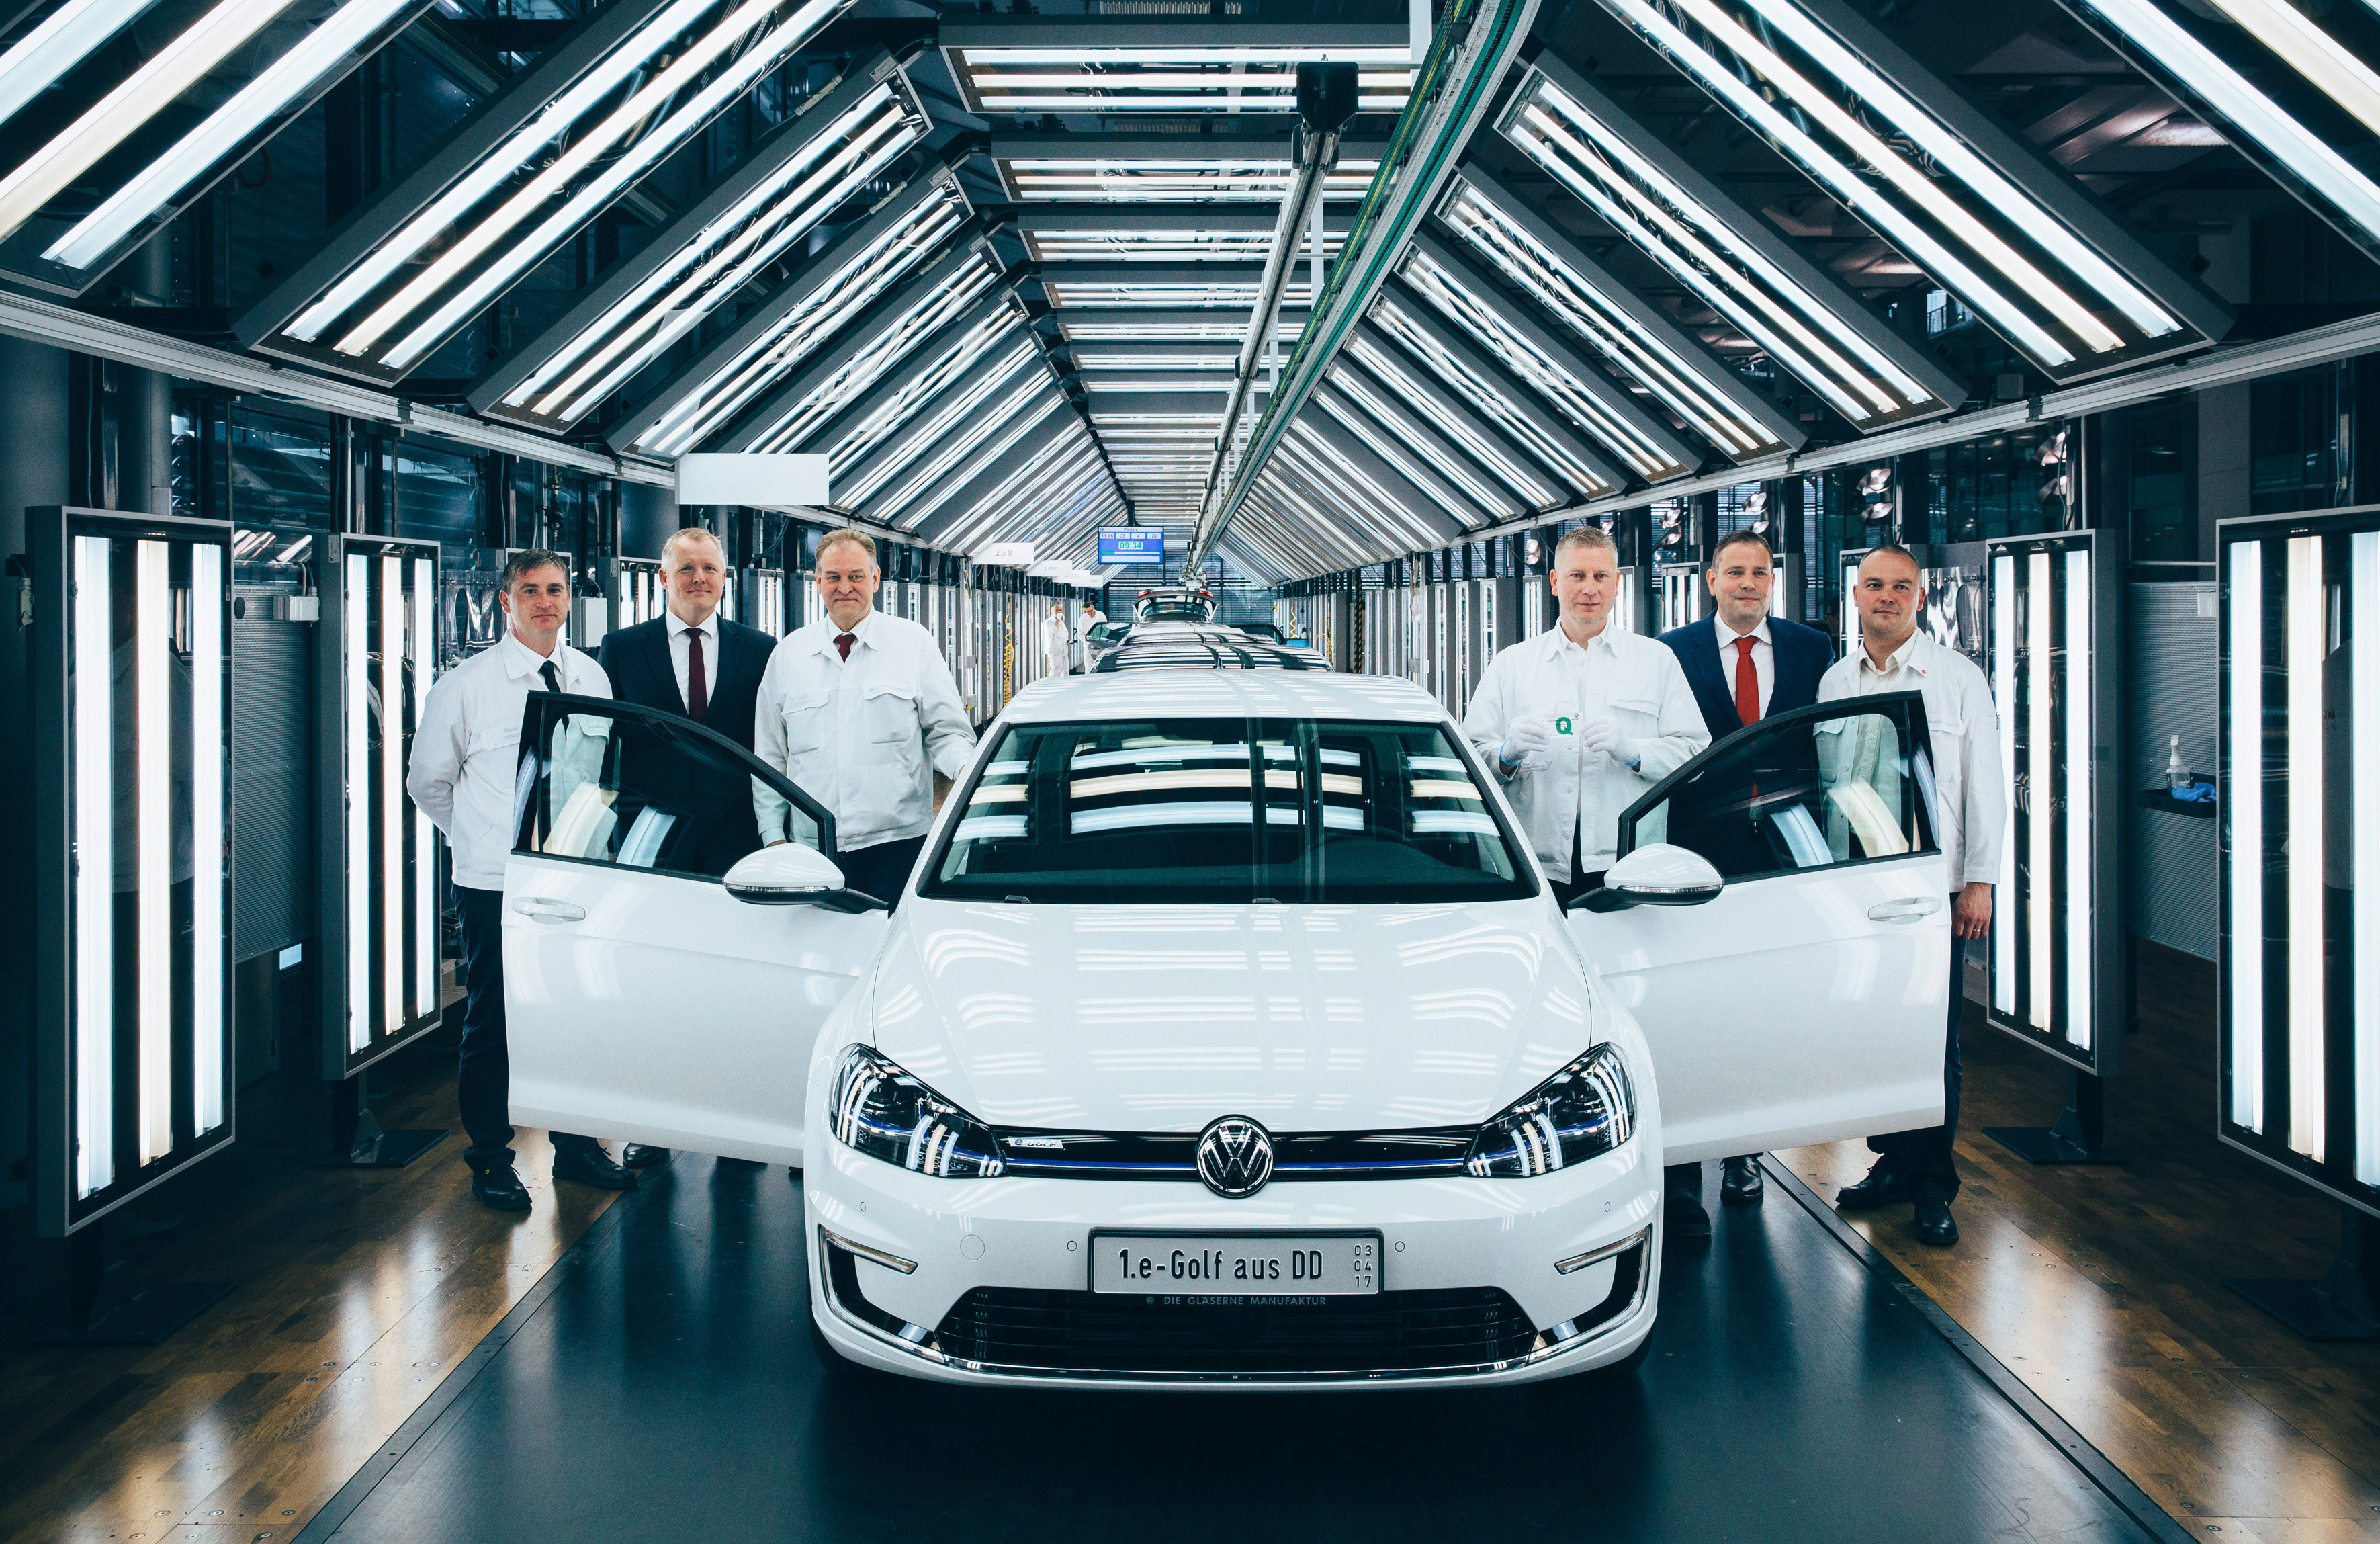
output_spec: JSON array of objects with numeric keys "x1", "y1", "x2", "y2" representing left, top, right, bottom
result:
[
  {"x1": 723, "y1": 844, "x2": 889, "y2": 912},
  {"x1": 1564, "y1": 843, "x2": 1725, "y2": 912}
]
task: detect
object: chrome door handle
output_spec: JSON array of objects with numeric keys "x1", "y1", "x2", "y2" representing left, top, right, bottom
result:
[
  {"x1": 1867, "y1": 896, "x2": 1943, "y2": 924},
  {"x1": 512, "y1": 898, "x2": 584, "y2": 923}
]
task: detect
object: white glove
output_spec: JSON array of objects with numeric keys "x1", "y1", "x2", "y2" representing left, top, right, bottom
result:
[
  {"x1": 1579, "y1": 716, "x2": 1642, "y2": 769},
  {"x1": 1498, "y1": 714, "x2": 1553, "y2": 767}
]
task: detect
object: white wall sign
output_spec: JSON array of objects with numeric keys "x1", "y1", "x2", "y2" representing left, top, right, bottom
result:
[
  {"x1": 676, "y1": 453, "x2": 828, "y2": 509},
  {"x1": 980, "y1": 542, "x2": 1035, "y2": 566}
]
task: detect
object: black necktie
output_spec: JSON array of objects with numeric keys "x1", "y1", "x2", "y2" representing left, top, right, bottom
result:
[
  {"x1": 684, "y1": 628, "x2": 707, "y2": 720},
  {"x1": 540, "y1": 660, "x2": 561, "y2": 693}
]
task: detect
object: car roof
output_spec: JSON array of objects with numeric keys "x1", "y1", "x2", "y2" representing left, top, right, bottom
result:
[
  {"x1": 1001, "y1": 669, "x2": 1445, "y2": 724},
  {"x1": 1094, "y1": 630, "x2": 1328, "y2": 673}
]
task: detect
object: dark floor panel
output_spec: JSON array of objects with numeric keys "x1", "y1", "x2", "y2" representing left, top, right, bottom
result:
[{"x1": 312, "y1": 1156, "x2": 2154, "y2": 1544}]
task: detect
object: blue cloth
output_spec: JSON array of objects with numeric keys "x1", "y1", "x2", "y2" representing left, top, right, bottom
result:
[{"x1": 2171, "y1": 781, "x2": 2216, "y2": 803}]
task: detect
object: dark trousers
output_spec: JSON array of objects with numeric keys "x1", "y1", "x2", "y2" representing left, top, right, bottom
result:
[
  {"x1": 455, "y1": 886, "x2": 596, "y2": 1172},
  {"x1": 836, "y1": 835, "x2": 927, "y2": 912},
  {"x1": 1867, "y1": 912, "x2": 1966, "y2": 1203}
]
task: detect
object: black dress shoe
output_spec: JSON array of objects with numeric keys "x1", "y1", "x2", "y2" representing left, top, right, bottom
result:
[
  {"x1": 1836, "y1": 1158, "x2": 1908, "y2": 1209},
  {"x1": 1912, "y1": 1199, "x2": 1959, "y2": 1246},
  {"x1": 1665, "y1": 1193, "x2": 1712, "y2": 1238},
  {"x1": 471, "y1": 1163, "x2": 531, "y2": 1213},
  {"x1": 1720, "y1": 1156, "x2": 1764, "y2": 1205},
  {"x1": 621, "y1": 1144, "x2": 669, "y2": 1169},
  {"x1": 552, "y1": 1144, "x2": 638, "y2": 1190}
]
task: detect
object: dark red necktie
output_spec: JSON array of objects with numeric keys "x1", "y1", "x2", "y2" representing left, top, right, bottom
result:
[
  {"x1": 835, "y1": 632, "x2": 855, "y2": 662},
  {"x1": 1734, "y1": 635, "x2": 1761, "y2": 726},
  {"x1": 683, "y1": 628, "x2": 707, "y2": 721}
]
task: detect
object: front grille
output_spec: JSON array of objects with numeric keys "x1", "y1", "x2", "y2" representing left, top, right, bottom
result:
[
  {"x1": 989, "y1": 1125, "x2": 1476, "y2": 1182},
  {"x1": 932, "y1": 1286, "x2": 1539, "y2": 1374}
]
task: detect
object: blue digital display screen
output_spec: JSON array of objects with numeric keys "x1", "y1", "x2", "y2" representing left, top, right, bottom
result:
[{"x1": 1098, "y1": 527, "x2": 1165, "y2": 565}]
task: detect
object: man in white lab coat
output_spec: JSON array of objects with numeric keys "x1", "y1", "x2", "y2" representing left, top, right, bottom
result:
[
  {"x1": 754, "y1": 529, "x2": 975, "y2": 908},
  {"x1": 1463, "y1": 525, "x2": 1709, "y2": 910},
  {"x1": 1819, "y1": 543, "x2": 2006, "y2": 1248},
  {"x1": 1041, "y1": 601, "x2": 1070, "y2": 678},
  {"x1": 408, "y1": 550, "x2": 639, "y2": 1211}
]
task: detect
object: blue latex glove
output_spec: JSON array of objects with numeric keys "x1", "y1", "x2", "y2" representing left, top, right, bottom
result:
[{"x1": 2172, "y1": 781, "x2": 2216, "y2": 803}]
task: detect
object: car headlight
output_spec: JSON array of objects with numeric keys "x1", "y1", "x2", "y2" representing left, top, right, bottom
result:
[
  {"x1": 1465, "y1": 1045, "x2": 1636, "y2": 1177},
  {"x1": 828, "y1": 1045, "x2": 1006, "y2": 1178}
]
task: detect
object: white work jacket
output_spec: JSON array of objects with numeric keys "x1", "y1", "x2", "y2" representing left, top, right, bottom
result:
[
  {"x1": 408, "y1": 631, "x2": 611, "y2": 890},
  {"x1": 1040, "y1": 613, "x2": 1069, "y2": 670},
  {"x1": 1462, "y1": 623, "x2": 1709, "y2": 882},
  {"x1": 1818, "y1": 632, "x2": 2006, "y2": 888},
  {"x1": 752, "y1": 608, "x2": 976, "y2": 853}
]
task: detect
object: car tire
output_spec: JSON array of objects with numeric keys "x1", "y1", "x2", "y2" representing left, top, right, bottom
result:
[{"x1": 809, "y1": 1314, "x2": 881, "y2": 1381}]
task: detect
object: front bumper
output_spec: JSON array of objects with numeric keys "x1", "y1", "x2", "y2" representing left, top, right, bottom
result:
[{"x1": 805, "y1": 1137, "x2": 1661, "y2": 1389}]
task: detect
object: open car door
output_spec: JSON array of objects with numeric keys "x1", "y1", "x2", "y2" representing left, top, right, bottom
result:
[
  {"x1": 1569, "y1": 691, "x2": 1953, "y2": 1164},
  {"x1": 502, "y1": 693, "x2": 889, "y2": 1165}
]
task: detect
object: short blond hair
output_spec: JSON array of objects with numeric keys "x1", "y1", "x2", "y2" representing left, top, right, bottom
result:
[
  {"x1": 815, "y1": 527, "x2": 877, "y2": 568},
  {"x1": 1554, "y1": 525, "x2": 1618, "y2": 560},
  {"x1": 660, "y1": 526, "x2": 724, "y2": 567}
]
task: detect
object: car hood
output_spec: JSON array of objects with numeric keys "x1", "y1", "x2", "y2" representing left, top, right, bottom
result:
[{"x1": 862, "y1": 899, "x2": 1599, "y2": 1132}]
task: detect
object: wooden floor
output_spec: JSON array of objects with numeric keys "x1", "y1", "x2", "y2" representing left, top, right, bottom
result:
[
  {"x1": 0, "y1": 1029, "x2": 629, "y2": 1544},
  {"x1": 1783, "y1": 942, "x2": 2380, "y2": 1544},
  {"x1": 1, "y1": 941, "x2": 2374, "y2": 1544}
]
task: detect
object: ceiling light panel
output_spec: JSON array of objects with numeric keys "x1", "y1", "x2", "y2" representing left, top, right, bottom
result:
[
  {"x1": 1046, "y1": 277, "x2": 1318, "y2": 309},
  {"x1": 1342, "y1": 331, "x2": 1564, "y2": 510},
  {"x1": 943, "y1": 19, "x2": 1411, "y2": 116},
  {"x1": 826, "y1": 305, "x2": 1034, "y2": 493},
  {"x1": 1307, "y1": 387, "x2": 1497, "y2": 529},
  {"x1": 1023, "y1": 228, "x2": 1346, "y2": 264},
  {"x1": 871, "y1": 375, "x2": 1071, "y2": 529},
  {"x1": 1400, "y1": 228, "x2": 1710, "y2": 478},
  {"x1": 992, "y1": 139, "x2": 1382, "y2": 204},
  {"x1": 1583, "y1": 0, "x2": 2226, "y2": 376},
  {"x1": 1057, "y1": 311, "x2": 1306, "y2": 343},
  {"x1": 238, "y1": 0, "x2": 854, "y2": 382},
  {"x1": 2054, "y1": 0, "x2": 2380, "y2": 259},
  {"x1": 1497, "y1": 59, "x2": 1962, "y2": 431},
  {"x1": 467, "y1": 58, "x2": 930, "y2": 435},
  {"x1": 1319, "y1": 366, "x2": 1518, "y2": 521},
  {"x1": 0, "y1": 0, "x2": 433, "y2": 293},
  {"x1": 605, "y1": 181, "x2": 978, "y2": 458},
  {"x1": 1370, "y1": 296, "x2": 1625, "y2": 499}
]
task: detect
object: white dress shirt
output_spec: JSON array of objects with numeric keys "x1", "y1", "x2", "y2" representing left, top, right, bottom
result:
[
  {"x1": 752, "y1": 608, "x2": 977, "y2": 853},
  {"x1": 1712, "y1": 613, "x2": 1774, "y2": 718},
  {"x1": 1817, "y1": 632, "x2": 2005, "y2": 888},
  {"x1": 666, "y1": 605, "x2": 720, "y2": 710},
  {"x1": 1463, "y1": 621, "x2": 1710, "y2": 880},
  {"x1": 408, "y1": 630, "x2": 611, "y2": 890}
]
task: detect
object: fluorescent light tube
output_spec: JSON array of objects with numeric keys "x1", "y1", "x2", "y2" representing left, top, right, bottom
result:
[
  {"x1": 412, "y1": 556, "x2": 437, "y2": 1021},
  {"x1": 2287, "y1": 533, "x2": 2324, "y2": 1161},
  {"x1": 0, "y1": 0, "x2": 306, "y2": 247},
  {"x1": 1993, "y1": 552, "x2": 2016, "y2": 1018},
  {"x1": 2354, "y1": 530, "x2": 2378, "y2": 1186},
  {"x1": 2063, "y1": 548, "x2": 2090, "y2": 1052},
  {"x1": 136, "y1": 539, "x2": 170, "y2": 1165},
  {"x1": 192, "y1": 542, "x2": 224, "y2": 1133},
  {"x1": 73, "y1": 535, "x2": 114, "y2": 1197},
  {"x1": 2229, "y1": 538, "x2": 2262, "y2": 1131},
  {"x1": 346, "y1": 552, "x2": 369, "y2": 1052},
  {"x1": 0, "y1": 0, "x2": 157, "y2": 132},
  {"x1": 45, "y1": 0, "x2": 418, "y2": 270},
  {"x1": 381, "y1": 554, "x2": 404, "y2": 1040},
  {"x1": 2028, "y1": 551, "x2": 2052, "y2": 1032}
]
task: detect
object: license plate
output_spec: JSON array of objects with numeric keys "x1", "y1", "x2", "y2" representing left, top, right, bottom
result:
[{"x1": 1090, "y1": 1234, "x2": 1381, "y2": 1295}]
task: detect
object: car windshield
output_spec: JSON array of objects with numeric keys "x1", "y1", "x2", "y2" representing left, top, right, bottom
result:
[
  {"x1": 920, "y1": 717, "x2": 1535, "y2": 904},
  {"x1": 1137, "y1": 601, "x2": 1211, "y2": 622}
]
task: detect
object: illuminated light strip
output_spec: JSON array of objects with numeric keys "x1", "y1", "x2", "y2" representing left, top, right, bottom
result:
[
  {"x1": 1325, "y1": 368, "x2": 1513, "y2": 517},
  {"x1": 961, "y1": 47, "x2": 1411, "y2": 63},
  {"x1": 971, "y1": 94, "x2": 1409, "y2": 111},
  {"x1": 2080, "y1": 0, "x2": 2380, "y2": 248},
  {"x1": 191, "y1": 542, "x2": 224, "y2": 1133},
  {"x1": 2354, "y1": 531, "x2": 2379, "y2": 1185},
  {"x1": 45, "y1": 0, "x2": 421, "y2": 270},
  {"x1": 2285, "y1": 533, "x2": 2324, "y2": 1162},
  {"x1": 1514, "y1": 86, "x2": 1929, "y2": 411},
  {"x1": 1508, "y1": 105, "x2": 1891, "y2": 421},
  {"x1": 1314, "y1": 393, "x2": 1484, "y2": 528},
  {"x1": 1992, "y1": 553, "x2": 2016, "y2": 1017},
  {"x1": 345, "y1": 552, "x2": 370, "y2": 1052},
  {"x1": 369, "y1": 0, "x2": 847, "y2": 372},
  {"x1": 741, "y1": 261, "x2": 1000, "y2": 453},
  {"x1": 288, "y1": 0, "x2": 721, "y2": 341},
  {"x1": 1372, "y1": 300, "x2": 1614, "y2": 495},
  {"x1": 2228, "y1": 538, "x2": 2262, "y2": 1131},
  {"x1": 2063, "y1": 548, "x2": 2090, "y2": 1051},
  {"x1": 830, "y1": 323, "x2": 1030, "y2": 484},
  {"x1": 979, "y1": 72, "x2": 1412, "y2": 87},
  {"x1": 2027, "y1": 550, "x2": 2052, "y2": 1033},
  {"x1": 136, "y1": 540, "x2": 171, "y2": 1164},
  {"x1": 2202, "y1": 0, "x2": 2380, "y2": 140},
  {"x1": 0, "y1": 0, "x2": 154, "y2": 128},
  {"x1": 1284, "y1": 420, "x2": 1444, "y2": 548},
  {"x1": 871, "y1": 374, "x2": 1057, "y2": 526},
  {"x1": 380, "y1": 554, "x2": 404, "y2": 1040},
  {"x1": 0, "y1": 0, "x2": 306, "y2": 247},
  {"x1": 1599, "y1": 0, "x2": 2072, "y2": 366},
  {"x1": 1437, "y1": 189, "x2": 1766, "y2": 455},
  {"x1": 73, "y1": 535, "x2": 114, "y2": 1197},
  {"x1": 412, "y1": 556, "x2": 437, "y2": 1021},
  {"x1": 1732, "y1": 0, "x2": 2177, "y2": 339}
]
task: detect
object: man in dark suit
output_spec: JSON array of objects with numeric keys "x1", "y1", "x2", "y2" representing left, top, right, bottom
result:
[
  {"x1": 597, "y1": 525, "x2": 777, "y2": 1168},
  {"x1": 1655, "y1": 529, "x2": 1835, "y2": 1236}
]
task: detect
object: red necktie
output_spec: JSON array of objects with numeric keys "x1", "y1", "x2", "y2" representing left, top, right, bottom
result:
[
  {"x1": 1734, "y1": 634, "x2": 1761, "y2": 726},
  {"x1": 835, "y1": 632, "x2": 855, "y2": 662},
  {"x1": 683, "y1": 628, "x2": 707, "y2": 721}
]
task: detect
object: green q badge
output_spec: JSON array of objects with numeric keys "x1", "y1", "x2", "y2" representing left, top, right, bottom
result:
[{"x1": 1554, "y1": 716, "x2": 1574, "y2": 736}]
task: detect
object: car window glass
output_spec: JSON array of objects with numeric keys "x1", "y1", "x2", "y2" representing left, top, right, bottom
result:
[
  {"x1": 1622, "y1": 700, "x2": 1937, "y2": 883},
  {"x1": 923, "y1": 716, "x2": 1534, "y2": 904},
  {"x1": 517, "y1": 705, "x2": 825, "y2": 880}
]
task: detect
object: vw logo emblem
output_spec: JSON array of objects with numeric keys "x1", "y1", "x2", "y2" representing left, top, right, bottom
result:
[{"x1": 1196, "y1": 1115, "x2": 1274, "y2": 1199}]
